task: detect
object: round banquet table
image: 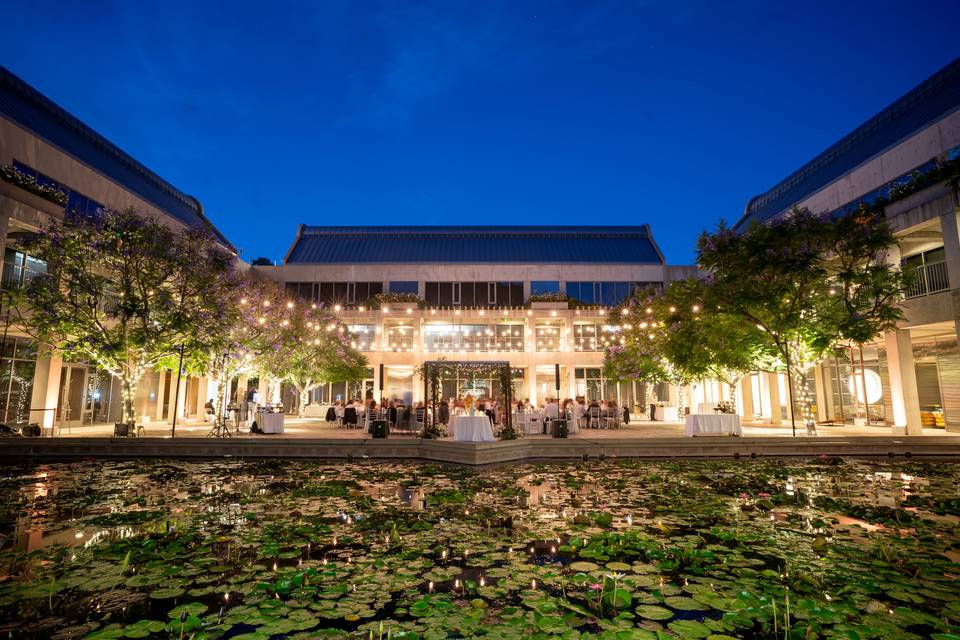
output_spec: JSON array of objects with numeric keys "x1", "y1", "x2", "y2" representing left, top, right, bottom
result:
[
  {"x1": 514, "y1": 412, "x2": 544, "y2": 435},
  {"x1": 451, "y1": 414, "x2": 495, "y2": 442},
  {"x1": 684, "y1": 414, "x2": 742, "y2": 437},
  {"x1": 257, "y1": 412, "x2": 285, "y2": 434},
  {"x1": 654, "y1": 406, "x2": 680, "y2": 422},
  {"x1": 302, "y1": 404, "x2": 327, "y2": 418}
]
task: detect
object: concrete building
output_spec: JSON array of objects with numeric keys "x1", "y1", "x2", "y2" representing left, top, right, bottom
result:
[
  {"x1": 254, "y1": 225, "x2": 698, "y2": 410},
  {"x1": 0, "y1": 65, "x2": 238, "y2": 431},
  {"x1": 735, "y1": 55, "x2": 960, "y2": 434}
]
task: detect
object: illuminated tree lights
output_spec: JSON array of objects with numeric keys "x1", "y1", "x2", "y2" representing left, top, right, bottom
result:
[{"x1": 18, "y1": 208, "x2": 233, "y2": 426}]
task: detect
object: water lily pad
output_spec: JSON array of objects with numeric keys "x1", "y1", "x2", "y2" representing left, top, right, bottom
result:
[{"x1": 636, "y1": 604, "x2": 673, "y2": 620}]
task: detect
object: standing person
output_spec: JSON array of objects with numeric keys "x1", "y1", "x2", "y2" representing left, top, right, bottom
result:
[
  {"x1": 544, "y1": 397, "x2": 559, "y2": 434},
  {"x1": 438, "y1": 397, "x2": 450, "y2": 425}
]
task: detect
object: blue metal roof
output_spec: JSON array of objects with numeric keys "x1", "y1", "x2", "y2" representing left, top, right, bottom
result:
[
  {"x1": 736, "y1": 56, "x2": 960, "y2": 230},
  {"x1": 0, "y1": 66, "x2": 235, "y2": 251},
  {"x1": 285, "y1": 225, "x2": 664, "y2": 264}
]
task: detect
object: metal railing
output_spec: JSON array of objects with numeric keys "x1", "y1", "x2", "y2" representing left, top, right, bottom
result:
[{"x1": 905, "y1": 261, "x2": 950, "y2": 298}]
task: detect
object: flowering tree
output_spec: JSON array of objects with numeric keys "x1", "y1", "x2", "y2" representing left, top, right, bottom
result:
[
  {"x1": 604, "y1": 287, "x2": 672, "y2": 411},
  {"x1": 645, "y1": 278, "x2": 770, "y2": 413},
  {"x1": 697, "y1": 207, "x2": 904, "y2": 432},
  {"x1": 170, "y1": 274, "x2": 289, "y2": 423},
  {"x1": 19, "y1": 208, "x2": 232, "y2": 425},
  {"x1": 256, "y1": 302, "x2": 367, "y2": 417}
]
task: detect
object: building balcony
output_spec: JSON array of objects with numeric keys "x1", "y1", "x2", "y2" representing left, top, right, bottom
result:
[{"x1": 905, "y1": 260, "x2": 950, "y2": 298}]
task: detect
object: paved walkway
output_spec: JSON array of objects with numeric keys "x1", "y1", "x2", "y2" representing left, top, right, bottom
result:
[{"x1": 47, "y1": 417, "x2": 953, "y2": 440}]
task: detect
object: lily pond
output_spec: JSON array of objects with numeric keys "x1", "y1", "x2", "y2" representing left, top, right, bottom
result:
[{"x1": 1, "y1": 458, "x2": 959, "y2": 640}]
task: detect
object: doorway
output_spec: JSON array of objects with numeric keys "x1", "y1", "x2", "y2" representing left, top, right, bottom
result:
[{"x1": 58, "y1": 365, "x2": 89, "y2": 427}]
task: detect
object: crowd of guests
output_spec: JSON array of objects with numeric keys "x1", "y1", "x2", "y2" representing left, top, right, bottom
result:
[{"x1": 323, "y1": 394, "x2": 630, "y2": 432}]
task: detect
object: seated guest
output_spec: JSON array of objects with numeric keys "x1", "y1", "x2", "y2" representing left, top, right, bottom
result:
[
  {"x1": 334, "y1": 400, "x2": 344, "y2": 421},
  {"x1": 343, "y1": 403, "x2": 358, "y2": 427},
  {"x1": 516, "y1": 401, "x2": 525, "y2": 413},
  {"x1": 366, "y1": 400, "x2": 379, "y2": 432}
]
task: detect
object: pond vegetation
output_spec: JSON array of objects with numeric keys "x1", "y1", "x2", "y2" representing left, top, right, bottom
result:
[{"x1": 1, "y1": 457, "x2": 959, "y2": 639}]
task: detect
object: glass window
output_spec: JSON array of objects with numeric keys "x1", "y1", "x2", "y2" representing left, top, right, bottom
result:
[
  {"x1": 0, "y1": 336, "x2": 36, "y2": 424},
  {"x1": 425, "y1": 282, "x2": 439, "y2": 306},
  {"x1": 535, "y1": 323, "x2": 562, "y2": 352},
  {"x1": 389, "y1": 281, "x2": 418, "y2": 294},
  {"x1": 439, "y1": 283, "x2": 453, "y2": 307},
  {"x1": 422, "y1": 323, "x2": 524, "y2": 352},
  {"x1": 531, "y1": 281, "x2": 560, "y2": 295},
  {"x1": 460, "y1": 282, "x2": 476, "y2": 307},
  {"x1": 566, "y1": 281, "x2": 587, "y2": 302},
  {"x1": 347, "y1": 324, "x2": 376, "y2": 350},
  {"x1": 574, "y1": 323, "x2": 620, "y2": 351}
]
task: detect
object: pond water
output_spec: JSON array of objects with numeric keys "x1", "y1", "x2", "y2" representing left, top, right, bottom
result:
[{"x1": 1, "y1": 457, "x2": 958, "y2": 639}]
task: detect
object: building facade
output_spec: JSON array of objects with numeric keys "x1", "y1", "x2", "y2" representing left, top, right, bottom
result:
[
  {"x1": 736, "y1": 55, "x2": 960, "y2": 434},
  {"x1": 255, "y1": 225, "x2": 698, "y2": 410},
  {"x1": 0, "y1": 65, "x2": 238, "y2": 431}
]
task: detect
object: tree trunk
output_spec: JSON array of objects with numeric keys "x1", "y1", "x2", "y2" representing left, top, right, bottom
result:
[
  {"x1": 727, "y1": 376, "x2": 740, "y2": 414},
  {"x1": 120, "y1": 376, "x2": 136, "y2": 425},
  {"x1": 214, "y1": 375, "x2": 227, "y2": 427},
  {"x1": 674, "y1": 378, "x2": 686, "y2": 420},
  {"x1": 784, "y1": 346, "x2": 797, "y2": 437},
  {"x1": 298, "y1": 389, "x2": 310, "y2": 418}
]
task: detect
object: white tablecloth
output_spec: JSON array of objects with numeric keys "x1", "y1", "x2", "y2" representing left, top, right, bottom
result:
[
  {"x1": 302, "y1": 404, "x2": 327, "y2": 418},
  {"x1": 514, "y1": 412, "x2": 544, "y2": 435},
  {"x1": 685, "y1": 414, "x2": 742, "y2": 437},
  {"x1": 258, "y1": 412, "x2": 285, "y2": 434},
  {"x1": 451, "y1": 415, "x2": 495, "y2": 442},
  {"x1": 654, "y1": 406, "x2": 680, "y2": 422}
]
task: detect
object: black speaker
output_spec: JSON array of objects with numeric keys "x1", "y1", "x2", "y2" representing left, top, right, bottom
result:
[
  {"x1": 554, "y1": 364, "x2": 560, "y2": 392},
  {"x1": 379, "y1": 363, "x2": 384, "y2": 396}
]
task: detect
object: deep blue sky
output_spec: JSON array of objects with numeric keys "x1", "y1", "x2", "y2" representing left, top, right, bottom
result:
[{"x1": 5, "y1": 1, "x2": 959, "y2": 264}]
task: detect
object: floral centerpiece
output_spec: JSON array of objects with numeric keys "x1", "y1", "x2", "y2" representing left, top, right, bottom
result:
[{"x1": 464, "y1": 394, "x2": 474, "y2": 416}]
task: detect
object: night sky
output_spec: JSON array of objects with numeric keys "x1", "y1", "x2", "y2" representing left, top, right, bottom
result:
[{"x1": 5, "y1": 1, "x2": 959, "y2": 264}]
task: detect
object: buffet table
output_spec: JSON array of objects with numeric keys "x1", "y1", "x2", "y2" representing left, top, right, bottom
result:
[
  {"x1": 684, "y1": 414, "x2": 742, "y2": 437},
  {"x1": 654, "y1": 406, "x2": 680, "y2": 422},
  {"x1": 450, "y1": 414, "x2": 495, "y2": 442},
  {"x1": 257, "y1": 412, "x2": 285, "y2": 434}
]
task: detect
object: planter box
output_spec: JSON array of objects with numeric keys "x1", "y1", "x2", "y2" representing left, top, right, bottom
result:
[
  {"x1": 387, "y1": 302, "x2": 419, "y2": 310},
  {"x1": 530, "y1": 301, "x2": 569, "y2": 310}
]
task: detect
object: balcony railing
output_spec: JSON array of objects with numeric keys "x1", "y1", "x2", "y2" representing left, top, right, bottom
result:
[{"x1": 905, "y1": 261, "x2": 950, "y2": 298}]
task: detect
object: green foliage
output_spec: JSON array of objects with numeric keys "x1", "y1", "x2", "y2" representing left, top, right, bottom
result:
[
  {"x1": 18, "y1": 208, "x2": 232, "y2": 422},
  {"x1": 256, "y1": 300, "x2": 367, "y2": 415},
  {"x1": 696, "y1": 207, "x2": 904, "y2": 420}
]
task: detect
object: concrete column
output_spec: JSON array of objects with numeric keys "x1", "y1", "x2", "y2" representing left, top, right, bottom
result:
[
  {"x1": 0, "y1": 214, "x2": 10, "y2": 273},
  {"x1": 813, "y1": 364, "x2": 828, "y2": 423},
  {"x1": 154, "y1": 371, "x2": 166, "y2": 422},
  {"x1": 884, "y1": 329, "x2": 923, "y2": 435},
  {"x1": 738, "y1": 376, "x2": 753, "y2": 419},
  {"x1": 567, "y1": 367, "x2": 577, "y2": 399},
  {"x1": 939, "y1": 209, "x2": 960, "y2": 291},
  {"x1": 766, "y1": 372, "x2": 782, "y2": 425},
  {"x1": 29, "y1": 350, "x2": 62, "y2": 432},
  {"x1": 258, "y1": 376, "x2": 269, "y2": 405},
  {"x1": 165, "y1": 373, "x2": 186, "y2": 425}
]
